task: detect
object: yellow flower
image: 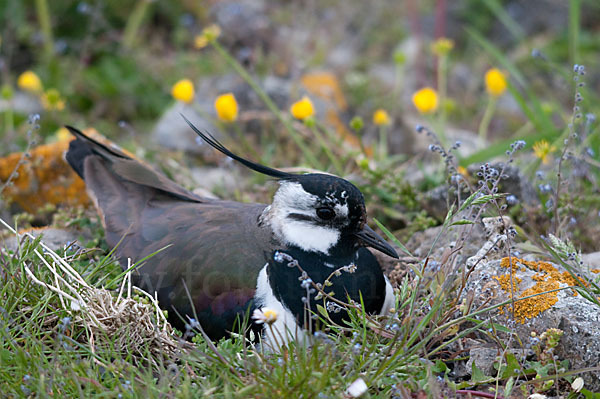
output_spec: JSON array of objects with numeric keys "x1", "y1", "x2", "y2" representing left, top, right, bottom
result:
[
  {"x1": 431, "y1": 37, "x2": 454, "y2": 56},
  {"x1": 40, "y1": 88, "x2": 65, "y2": 111},
  {"x1": 55, "y1": 127, "x2": 72, "y2": 141},
  {"x1": 373, "y1": 109, "x2": 391, "y2": 126},
  {"x1": 290, "y1": 96, "x2": 315, "y2": 120},
  {"x1": 194, "y1": 34, "x2": 209, "y2": 49},
  {"x1": 17, "y1": 71, "x2": 43, "y2": 93},
  {"x1": 214, "y1": 92, "x2": 239, "y2": 122},
  {"x1": 171, "y1": 79, "x2": 195, "y2": 104},
  {"x1": 457, "y1": 165, "x2": 469, "y2": 177},
  {"x1": 412, "y1": 87, "x2": 438, "y2": 114},
  {"x1": 201, "y1": 24, "x2": 221, "y2": 42},
  {"x1": 485, "y1": 68, "x2": 507, "y2": 97},
  {"x1": 533, "y1": 140, "x2": 556, "y2": 164}
]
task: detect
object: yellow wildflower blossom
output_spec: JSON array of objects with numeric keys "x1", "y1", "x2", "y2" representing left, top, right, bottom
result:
[
  {"x1": 252, "y1": 307, "x2": 278, "y2": 325},
  {"x1": 485, "y1": 68, "x2": 507, "y2": 97},
  {"x1": 55, "y1": 127, "x2": 72, "y2": 141},
  {"x1": 412, "y1": 87, "x2": 438, "y2": 114},
  {"x1": 290, "y1": 96, "x2": 315, "y2": 120},
  {"x1": 17, "y1": 71, "x2": 43, "y2": 93},
  {"x1": 533, "y1": 140, "x2": 556, "y2": 164},
  {"x1": 431, "y1": 37, "x2": 454, "y2": 56},
  {"x1": 214, "y1": 93, "x2": 239, "y2": 122},
  {"x1": 171, "y1": 79, "x2": 195, "y2": 104},
  {"x1": 457, "y1": 165, "x2": 468, "y2": 177},
  {"x1": 40, "y1": 88, "x2": 65, "y2": 111},
  {"x1": 201, "y1": 24, "x2": 221, "y2": 42},
  {"x1": 373, "y1": 109, "x2": 391, "y2": 126},
  {"x1": 194, "y1": 34, "x2": 209, "y2": 49}
]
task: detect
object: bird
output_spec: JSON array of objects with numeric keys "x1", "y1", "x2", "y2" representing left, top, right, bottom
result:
[{"x1": 64, "y1": 117, "x2": 399, "y2": 346}]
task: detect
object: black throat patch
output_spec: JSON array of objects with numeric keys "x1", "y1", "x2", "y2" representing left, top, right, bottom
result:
[{"x1": 267, "y1": 246, "x2": 386, "y2": 329}]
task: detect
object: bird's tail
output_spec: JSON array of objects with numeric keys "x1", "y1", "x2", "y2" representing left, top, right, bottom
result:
[{"x1": 64, "y1": 126, "x2": 129, "y2": 179}]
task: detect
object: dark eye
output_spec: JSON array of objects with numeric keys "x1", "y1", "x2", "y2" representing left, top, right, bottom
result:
[{"x1": 316, "y1": 207, "x2": 335, "y2": 220}]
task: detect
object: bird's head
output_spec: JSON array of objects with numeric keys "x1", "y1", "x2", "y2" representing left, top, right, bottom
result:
[
  {"x1": 182, "y1": 114, "x2": 398, "y2": 259},
  {"x1": 266, "y1": 174, "x2": 397, "y2": 257}
]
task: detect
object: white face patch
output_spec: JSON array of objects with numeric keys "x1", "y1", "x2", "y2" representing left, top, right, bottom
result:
[
  {"x1": 263, "y1": 181, "x2": 344, "y2": 254},
  {"x1": 280, "y1": 220, "x2": 340, "y2": 254}
]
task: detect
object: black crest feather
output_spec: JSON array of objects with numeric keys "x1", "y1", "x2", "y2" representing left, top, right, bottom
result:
[{"x1": 181, "y1": 114, "x2": 295, "y2": 180}]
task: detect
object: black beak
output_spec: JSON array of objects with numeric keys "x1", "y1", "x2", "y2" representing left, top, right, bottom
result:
[{"x1": 354, "y1": 224, "x2": 399, "y2": 259}]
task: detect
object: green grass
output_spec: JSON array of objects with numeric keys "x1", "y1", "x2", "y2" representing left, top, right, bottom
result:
[
  {"x1": 0, "y1": 206, "x2": 498, "y2": 397},
  {"x1": 2, "y1": 169, "x2": 597, "y2": 397},
  {"x1": 2, "y1": 0, "x2": 600, "y2": 396}
]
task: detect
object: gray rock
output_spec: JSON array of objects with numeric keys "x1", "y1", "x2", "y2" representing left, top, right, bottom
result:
[
  {"x1": 407, "y1": 219, "x2": 600, "y2": 388},
  {"x1": 0, "y1": 227, "x2": 90, "y2": 253},
  {"x1": 190, "y1": 167, "x2": 238, "y2": 199},
  {"x1": 582, "y1": 252, "x2": 600, "y2": 269},
  {"x1": 152, "y1": 74, "x2": 295, "y2": 156},
  {"x1": 421, "y1": 184, "x2": 473, "y2": 222},
  {"x1": 210, "y1": 1, "x2": 271, "y2": 51},
  {"x1": 327, "y1": 41, "x2": 358, "y2": 70},
  {"x1": 464, "y1": 257, "x2": 600, "y2": 391},
  {"x1": 0, "y1": 93, "x2": 42, "y2": 114},
  {"x1": 261, "y1": 75, "x2": 292, "y2": 109},
  {"x1": 467, "y1": 162, "x2": 539, "y2": 208},
  {"x1": 465, "y1": 343, "x2": 499, "y2": 377},
  {"x1": 152, "y1": 101, "x2": 218, "y2": 155},
  {"x1": 406, "y1": 220, "x2": 488, "y2": 266}
]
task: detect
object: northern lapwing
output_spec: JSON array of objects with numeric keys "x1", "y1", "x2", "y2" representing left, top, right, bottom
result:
[{"x1": 64, "y1": 118, "x2": 398, "y2": 346}]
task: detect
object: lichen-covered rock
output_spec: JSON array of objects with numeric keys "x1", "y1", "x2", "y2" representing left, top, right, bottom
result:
[
  {"x1": 0, "y1": 129, "x2": 136, "y2": 214},
  {"x1": 0, "y1": 139, "x2": 89, "y2": 213},
  {"x1": 402, "y1": 220, "x2": 600, "y2": 389},
  {"x1": 465, "y1": 257, "x2": 600, "y2": 390}
]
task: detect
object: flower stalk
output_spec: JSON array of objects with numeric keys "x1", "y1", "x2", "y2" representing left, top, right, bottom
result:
[
  {"x1": 35, "y1": 0, "x2": 54, "y2": 61},
  {"x1": 122, "y1": 0, "x2": 153, "y2": 50},
  {"x1": 478, "y1": 96, "x2": 497, "y2": 142},
  {"x1": 307, "y1": 121, "x2": 343, "y2": 175}
]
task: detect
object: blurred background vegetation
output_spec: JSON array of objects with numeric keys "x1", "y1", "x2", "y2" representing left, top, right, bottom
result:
[{"x1": 1, "y1": 0, "x2": 600, "y2": 245}]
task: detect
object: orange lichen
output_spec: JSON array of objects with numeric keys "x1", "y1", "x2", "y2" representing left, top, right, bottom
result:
[
  {"x1": 301, "y1": 72, "x2": 347, "y2": 110},
  {"x1": 496, "y1": 257, "x2": 589, "y2": 324},
  {"x1": 0, "y1": 128, "x2": 130, "y2": 213},
  {"x1": 511, "y1": 279, "x2": 560, "y2": 324},
  {"x1": 591, "y1": 269, "x2": 600, "y2": 274},
  {"x1": 0, "y1": 140, "x2": 88, "y2": 213},
  {"x1": 500, "y1": 257, "x2": 587, "y2": 288},
  {"x1": 499, "y1": 257, "x2": 524, "y2": 272},
  {"x1": 493, "y1": 274, "x2": 522, "y2": 292}
]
